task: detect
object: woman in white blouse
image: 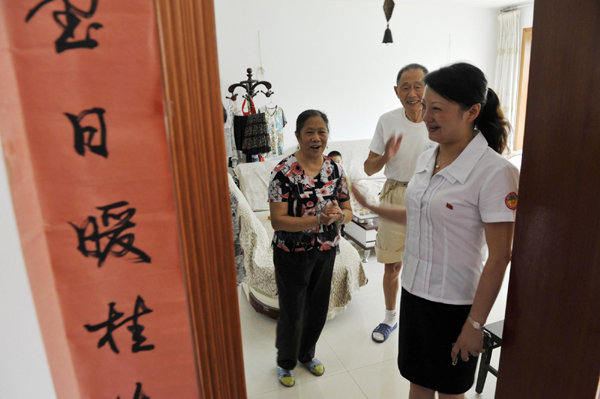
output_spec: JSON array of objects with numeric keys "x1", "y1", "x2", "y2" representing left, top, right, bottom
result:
[{"x1": 352, "y1": 63, "x2": 519, "y2": 399}]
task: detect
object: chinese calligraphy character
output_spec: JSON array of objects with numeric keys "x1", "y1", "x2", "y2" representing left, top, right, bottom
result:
[
  {"x1": 85, "y1": 296, "x2": 155, "y2": 354},
  {"x1": 117, "y1": 382, "x2": 150, "y2": 399},
  {"x1": 65, "y1": 107, "x2": 108, "y2": 158},
  {"x1": 69, "y1": 201, "x2": 151, "y2": 267},
  {"x1": 25, "y1": 0, "x2": 103, "y2": 53}
]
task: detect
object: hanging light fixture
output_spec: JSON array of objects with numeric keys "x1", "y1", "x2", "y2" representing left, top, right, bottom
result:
[{"x1": 382, "y1": 0, "x2": 395, "y2": 44}]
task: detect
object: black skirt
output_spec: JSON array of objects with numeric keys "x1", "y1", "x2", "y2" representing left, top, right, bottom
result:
[
  {"x1": 241, "y1": 113, "x2": 271, "y2": 155},
  {"x1": 398, "y1": 288, "x2": 478, "y2": 395},
  {"x1": 233, "y1": 115, "x2": 247, "y2": 150}
]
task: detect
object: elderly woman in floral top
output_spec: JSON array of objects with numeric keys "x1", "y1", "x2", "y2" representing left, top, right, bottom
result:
[{"x1": 269, "y1": 110, "x2": 352, "y2": 388}]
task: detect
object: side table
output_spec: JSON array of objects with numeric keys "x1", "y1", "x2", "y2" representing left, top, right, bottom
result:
[{"x1": 344, "y1": 217, "x2": 378, "y2": 262}]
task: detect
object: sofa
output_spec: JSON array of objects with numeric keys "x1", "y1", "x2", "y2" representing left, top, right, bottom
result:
[{"x1": 230, "y1": 138, "x2": 387, "y2": 320}]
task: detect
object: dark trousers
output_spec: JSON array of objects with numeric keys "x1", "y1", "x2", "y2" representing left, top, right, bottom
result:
[{"x1": 273, "y1": 247, "x2": 336, "y2": 370}]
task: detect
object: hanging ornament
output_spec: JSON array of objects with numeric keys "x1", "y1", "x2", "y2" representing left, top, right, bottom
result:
[{"x1": 382, "y1": 0, "x2": 395, "y2": 44}]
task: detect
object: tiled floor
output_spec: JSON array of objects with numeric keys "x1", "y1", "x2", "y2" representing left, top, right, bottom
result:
[{"x1": 239, "y1": 252, "x2": 509, "y2": 399}]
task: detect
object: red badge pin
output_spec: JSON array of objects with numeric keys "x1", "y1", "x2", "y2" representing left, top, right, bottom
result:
[
  {"x1": 446, "y1": 203, "x2": 453, "y2": 210},
  {"x1": 505, "y1": 192, "x2": 518, "y2": 210}
]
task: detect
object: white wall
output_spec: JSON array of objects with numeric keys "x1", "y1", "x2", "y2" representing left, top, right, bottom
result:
[
  {"x1": 215, "y1": 0, "x2": 499, "y2": 148},
  {"x1": 0, "y1": 141, "x2": 57, "y2": 399},
  {"x1": 0, "y1": 2, "x2": 505, "y2": 397},
  {"x1": 520, "y1": 3, "x2": 535, "y2": 30},
  {"x1": 515, "y1": 4, "x2": 534, "y2": 52}
]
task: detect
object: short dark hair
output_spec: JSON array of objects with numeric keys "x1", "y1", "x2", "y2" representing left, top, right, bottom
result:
[
  {"x1": 423, "y1": 62, "x2": 509, "y2": 154},
  {"x1": 327, "y1": 150, "x2": 342, "y2": 159},
  {"x1": 396, "y1": 63, "x2": 428, "y2": 85},
  {"x1": 295, "y1": 110, "x2": 330, "y2": 134}
]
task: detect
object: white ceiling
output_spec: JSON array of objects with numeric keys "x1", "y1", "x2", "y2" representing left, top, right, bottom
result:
[
  {"x1": 322, "y1": 0, "x2": 533, "y2": 10},
  {"x1": 418, "y1": 0, "x2": 531, "y2": 8}
]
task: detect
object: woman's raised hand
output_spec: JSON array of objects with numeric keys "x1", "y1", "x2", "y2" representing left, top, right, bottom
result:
[
  {"x1": 383, "y1": 134, "x2": 403, "y2": 162},
  {"x1": 351, "y1": 185, "x2": 368, "y2": 208}
]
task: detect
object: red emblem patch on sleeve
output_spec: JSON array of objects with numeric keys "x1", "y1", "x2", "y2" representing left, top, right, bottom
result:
[
  {"x1": 446, "y1": 203, "x2": 453, "y2": 210},
  {"x1": 505, "y1": 192, "x2": 518, "y2": 210}
]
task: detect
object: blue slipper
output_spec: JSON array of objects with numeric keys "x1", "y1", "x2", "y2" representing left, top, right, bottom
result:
[
  {"x1": 371, "y1": 322, "x2": 397, "y2": 343},
  {"x1": 277, "y1": 367, "x2": 295, "y2": 387},
  {"x1": 302, "y1": 358, "x2": 325, "y2": 376}
]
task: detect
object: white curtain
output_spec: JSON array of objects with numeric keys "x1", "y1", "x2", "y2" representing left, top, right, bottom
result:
[{"x1": 494, "y1": 10, "x2": 520, "y2": 151}]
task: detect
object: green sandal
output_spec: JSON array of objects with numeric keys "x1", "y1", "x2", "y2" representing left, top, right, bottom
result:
[
  {"x1": 277, "y1": 367, "x2": 295, "y2": 387},
  {"x1": 302, "y1": 358, "x2": 325, "y2": 376}
]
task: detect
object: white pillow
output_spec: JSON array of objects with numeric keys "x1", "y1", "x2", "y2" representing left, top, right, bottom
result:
[
  {"x1": 233, "y1": 160, "x2": 279, "y2": 212},
  {"x1": 327, "y1": 139, "x2": 386, "y2": 182},
  {"x1": 506, "y1": 151, "x2": 523, "y2": 171},
  {"x1": 234, "y1": 138, "x2": 384, "y2": 211},
  {"x1": 352, "y1": 179, "x2": 386, "y2": 198}
]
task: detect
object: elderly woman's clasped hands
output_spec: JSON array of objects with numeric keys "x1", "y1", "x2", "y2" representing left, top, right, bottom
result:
[{"x1": 319, "y1": 200, "x2": 344, "y2": 226}]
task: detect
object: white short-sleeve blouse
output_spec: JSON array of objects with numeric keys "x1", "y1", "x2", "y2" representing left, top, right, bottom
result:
[{"x1": 402, "y1": 132, "x2": 520, "y2": 305}]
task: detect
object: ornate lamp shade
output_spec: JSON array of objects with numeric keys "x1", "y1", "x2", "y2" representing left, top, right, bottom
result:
[{"x1": 383, "y1": 0, "x2": 395, "y2": 44}]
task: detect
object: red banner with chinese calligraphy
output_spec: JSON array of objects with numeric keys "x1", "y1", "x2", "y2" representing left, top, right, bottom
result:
[{"x1": 0, "y1": 2, "x2": 200, "y2": 398}]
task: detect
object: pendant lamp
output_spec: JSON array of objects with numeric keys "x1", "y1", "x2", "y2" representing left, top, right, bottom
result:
[{"x1": 383, "y1": 0, "x2": 395, "y2": 44}]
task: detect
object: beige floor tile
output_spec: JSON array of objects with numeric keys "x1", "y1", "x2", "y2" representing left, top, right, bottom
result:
[
  {"x1": 349, "y1": 357, "x2": 501, "y2": 399},
  {"x1": 239, "y1": 285, "x2": 348, "y2": 397},
  {"x1": 348, "y1": 359, "x2": 410, "y2": 399},
  {"x1": 248, "y1": 372, "x2": 367, "y2": 399},
  {"x1": 321, "y1": 291, "x2": 399, "y2": 371},
  {"x1": 238, "y1": 256, "x2": 509, "y2": 399}
]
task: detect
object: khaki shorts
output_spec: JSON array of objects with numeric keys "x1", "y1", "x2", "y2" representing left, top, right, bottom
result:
[{"x1": 375, "y1": 180, "x2": 408, "y2": 264}]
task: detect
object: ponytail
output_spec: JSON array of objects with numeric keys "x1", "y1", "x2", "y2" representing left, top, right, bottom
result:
[{"x1": 475, "y1": 88, "x2": 509, "y2": 154}]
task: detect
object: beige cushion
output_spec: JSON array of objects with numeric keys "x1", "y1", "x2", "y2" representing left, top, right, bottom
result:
[
  {"x1": 233, "y1": 139, "x2": 386, "y2": 211},
  {"x1": 233, "y1": 160, "x2": 278, "y2": 212},
  {"x1": 327, "y1": 139, "x2": 386, "y2": 182}
]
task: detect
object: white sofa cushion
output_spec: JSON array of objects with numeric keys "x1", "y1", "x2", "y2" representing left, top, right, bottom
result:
[
  {"x1": 234, "y1": 138, "x2": 385, "y2": 211},
  {"x1": 234, "y1": 160, "x2": 278, "y2": 212},
  {"x1": 327, "y1": 139, "x2": 386, "y2": 182}
]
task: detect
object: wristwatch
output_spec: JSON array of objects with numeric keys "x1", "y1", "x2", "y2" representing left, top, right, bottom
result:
[{"x1": 467, "y1": 314, "x2": 484, "y2": 331}]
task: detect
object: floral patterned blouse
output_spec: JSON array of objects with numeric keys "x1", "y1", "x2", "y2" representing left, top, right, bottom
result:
[
  {"x1": 259, "y1": 105, "x2": 287, "y2": 158},
  {"x1": 268, "y1": 154, "x2": 350, "y2": 252}
]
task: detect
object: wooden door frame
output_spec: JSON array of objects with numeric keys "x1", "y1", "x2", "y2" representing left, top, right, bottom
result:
[
  {"x1": 154, "y1": 1, "x2": 247, "y2": 398},
  {"x1": 496, "y1": 0, "x2": 600, "y2": 397}
]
